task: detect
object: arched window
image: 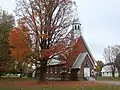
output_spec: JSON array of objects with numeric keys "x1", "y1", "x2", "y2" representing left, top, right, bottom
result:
[
  {"x1": 78, "y1": 25, "x2": 80, "y2": 30},
  {"x1": 55, "y1": 67, "x2": 57, "y2": 74},
  {"x1": 75, "y1": 25, "x2": 77, "y2": 30},
  {"x1": 50, "y1": 67, "x2": 52, "y2": 73}
]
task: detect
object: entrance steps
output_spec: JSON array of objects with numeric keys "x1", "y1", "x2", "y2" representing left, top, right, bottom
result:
[{"x1": 86, "y1": 77, "x2": 96, "y2": 81}]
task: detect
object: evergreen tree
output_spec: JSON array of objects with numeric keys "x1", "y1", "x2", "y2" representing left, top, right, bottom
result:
[{"x1": 0, "y1": 8, "x2": 14, "y2": 73}]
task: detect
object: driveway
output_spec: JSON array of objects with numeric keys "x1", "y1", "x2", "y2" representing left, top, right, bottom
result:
[{"x1": 95, "y1": 81, "x2": 120, "y2": 86}]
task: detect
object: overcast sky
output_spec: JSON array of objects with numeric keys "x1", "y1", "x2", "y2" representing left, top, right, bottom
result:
[{"x1": 0, "y1": 0, "x2": 120, "y2": 63}]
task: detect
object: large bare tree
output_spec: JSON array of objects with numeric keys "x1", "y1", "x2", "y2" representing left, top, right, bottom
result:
[
  {"x1": 103, "y1": 45, "x2": 120, "y2": 77},
  {"x1": 15, "y1": 0, "x2": 78, "y2": 81}
]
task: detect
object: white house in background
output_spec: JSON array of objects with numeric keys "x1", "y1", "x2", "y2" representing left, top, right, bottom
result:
[{"x1": 101, "y1": 65, "x2": 119, "y2": 77}]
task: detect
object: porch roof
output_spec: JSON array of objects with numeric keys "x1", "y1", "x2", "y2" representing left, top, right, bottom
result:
[{"x1": 47, "y1": 59, "x2": 65, "y2": 66}]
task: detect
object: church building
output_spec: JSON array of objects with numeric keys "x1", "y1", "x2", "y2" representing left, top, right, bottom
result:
[{"x1": 45, "y1": 22, "x2": 96, "y2": 80}]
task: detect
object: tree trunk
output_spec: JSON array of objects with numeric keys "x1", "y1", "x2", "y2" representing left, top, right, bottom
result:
[
  {"x1": 19, "y1": 67, "x2": 23, "y2": 78},
  {"x1": 19, "y1": 62, "x2": 23, "y2": 78},
  {"x1": 38, "y1": 59, "x2": 47, "y2": 81},
  {"x1": 0, "y1": 72, "x2": 1, "y2": 77},
  {"x1": 118, "y1": 70, "x2": 120, "y2": 78},
  {"x1": 39, "y1": 67, "x2": 46, "y2": 81},
  {"x1": 112, "y1": 71, "x2": 115, "y2": 77}
]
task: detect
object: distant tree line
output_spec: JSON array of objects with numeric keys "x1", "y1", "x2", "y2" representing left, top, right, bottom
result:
[{"x1": 0, "y1": 7, "x2": 15, "y2": 76}]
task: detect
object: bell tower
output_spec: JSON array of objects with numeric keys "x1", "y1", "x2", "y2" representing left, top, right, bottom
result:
[{"x1": 72, "y1": 22, "x2": 81, "y2": 39}]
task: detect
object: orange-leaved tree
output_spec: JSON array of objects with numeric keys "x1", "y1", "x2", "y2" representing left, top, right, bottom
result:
[{"x1": 8, "y1": 27, "x2": 30, "y2": 77}]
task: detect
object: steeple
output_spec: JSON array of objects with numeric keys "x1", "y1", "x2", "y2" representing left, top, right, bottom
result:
[{"x1": 72, "y1": 22, "x2": 81, "y2": 39}]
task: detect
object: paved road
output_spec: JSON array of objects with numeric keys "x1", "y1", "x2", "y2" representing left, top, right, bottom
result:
[{"x1": 95, "y1": 81, "x2": 120, "y2": 86}]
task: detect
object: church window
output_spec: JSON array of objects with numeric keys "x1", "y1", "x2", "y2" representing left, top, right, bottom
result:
[
  {"x1": 75, "y1": 25, "x2": 77, "y2": 30},
  {"x1": 78, "y1": 25, "x2": 80, "y2": 30},
  {"x1": 50, "y1": 67, "x2": 52, "y2": 73}
]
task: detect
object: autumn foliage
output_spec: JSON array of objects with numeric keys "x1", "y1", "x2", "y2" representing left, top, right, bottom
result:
[
  {"x1": 8, "y1": 27, "x2": 30, "y2": 61},
  {"x1": 15, "y1": 0, "x2": 78, "y2": 80}
]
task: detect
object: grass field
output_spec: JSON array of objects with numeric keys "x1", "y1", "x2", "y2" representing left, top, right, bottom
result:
[
  {"x1": 0, "y1": 85, "x2": 120, "y2": 90},
  {"x1": 0, "y1": 78, "x2": 120, "y2": 90},
  {"x1": 96, "y1": 76, "x2": 120, "y2": 81}
]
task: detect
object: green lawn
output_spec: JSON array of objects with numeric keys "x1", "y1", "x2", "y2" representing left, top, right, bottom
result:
[
  {"x1": 96, "y1": 76, "x2": 120, "y2": 81},
  {"x1": 0, "y1": 85, "x2": 120, "y2": 90}
]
